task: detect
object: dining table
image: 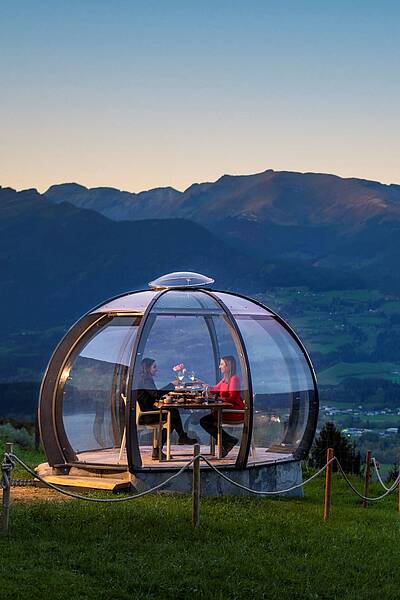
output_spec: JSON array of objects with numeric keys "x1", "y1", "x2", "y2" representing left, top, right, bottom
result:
[{"x1": 154, "y1": 389, "x2": 232, "y2": 461}]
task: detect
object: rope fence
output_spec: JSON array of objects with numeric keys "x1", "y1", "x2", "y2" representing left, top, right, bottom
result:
[
  {"x1": 6, "y1": 452, "x2": 197, "y2": 503},
  {"x1": 199, "y1": 454, "x2": 336, "y2": 496},
  {"x1": 336, "y1": 460, "x2": 400, "y2": 502},
  {"x1": 371, "y1": 457, "x2": 391, "y2": 492},
  {"x1": 2, "y1": 443, "x2": 400, "y2": 535}
]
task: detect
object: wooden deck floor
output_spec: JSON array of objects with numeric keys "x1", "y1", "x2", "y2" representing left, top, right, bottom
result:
[{"x1": 76, "y1": 445, "x2": 293, "y2": 469}]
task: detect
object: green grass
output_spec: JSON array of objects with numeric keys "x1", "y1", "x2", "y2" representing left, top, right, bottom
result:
[
  {"x1": 356, "y1": 414, "x2": 400, "y2": 426},
  {"x1": 320, "y1": 400, "x2": 354, "y2": 409},
  {"x1": 0, "y1": 434, "x2": 45, "y2": 480},
  {"x1": 379, "y1": 301, "x2": 400, "y2": 314},
  {"x1": 319, "y1": 362, "x2": 400, "y2": 385},
  {"x1": 311, "y1": 289, "x2": 385, "y2": 304},
  {"x1": 11, "y1": 446, "x2": 46, "y2": 479},
  {"x1": 1, "y1": 452, "x2": 400, "y2": 599},
  {"x1": 260, "y1": 288, "x2": 400, "y2": 382}
]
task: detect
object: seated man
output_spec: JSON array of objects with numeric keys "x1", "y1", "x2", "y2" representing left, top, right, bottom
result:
[
  {"x1": 136, "y1": 357, "x2": 197, "y2": 460},
  {"x1": 200, "y1": 355, "x2": 245, "y2": 458}
]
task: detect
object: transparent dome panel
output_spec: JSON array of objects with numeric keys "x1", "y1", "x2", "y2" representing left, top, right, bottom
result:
[
  {"x1": 131, "y1": 299, "x2": 249, "y2": 465},
  {"x1": 234, "y1": 315, "x2": 314, "y2": 460},
  {"x1": 93, "y1": 290, "x2": 158, "y2": 313},
  {"x1": 153, "y1": 290, "x2": 223, "y2": 314},
  {"x1": 213, "y1": 292, "x2": 273, "y2": 316},
  {"x1": 61, "y1": 316, "x2": 140, "y2": 462},
  {"x1": 149, "y1": 271, "x2": 214, "y2": 289}
]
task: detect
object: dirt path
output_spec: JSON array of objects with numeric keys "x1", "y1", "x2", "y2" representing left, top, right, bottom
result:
[{"x1": 9, "y1": 486, "x2": 72, "y2": 503}]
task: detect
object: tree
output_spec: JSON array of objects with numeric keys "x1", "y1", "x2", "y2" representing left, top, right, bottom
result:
[
  {"x1": 310, "y1": 421, "x2": 361, "y2": 474},
  {"x1": 387, "y1": 462, "x2": 399, "y2": 483}
]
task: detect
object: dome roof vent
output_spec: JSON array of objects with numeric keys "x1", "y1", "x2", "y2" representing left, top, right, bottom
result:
[{"x1": 148, "y1": 271, "x2": 214, "y2": 290}]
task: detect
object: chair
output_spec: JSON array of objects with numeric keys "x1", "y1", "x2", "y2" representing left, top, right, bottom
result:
[
  {"x1": 220, "y1": 409, "x2": 256, "y2": 458},
  {"x1": 118, "y1": 395, "x2": 171, "y2": 463}
]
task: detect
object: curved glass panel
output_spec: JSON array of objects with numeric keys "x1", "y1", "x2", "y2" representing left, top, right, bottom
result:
[
  {"x1": 131, "y1": 292, "x2": 249, "y2": 466},
  {"x1": 234, "y1": 315, "x2": 313, "y2": 461},
  {"x1": 149, "y1": 271, "x2": 214, "y2": 289},
  {"x1": 93, "y1": 290, "x2": 158, "y2": 314},
  {"x1": 153, "y1": 290, "x2": 223, "y2": 314},
  {"x1": 61, "y1": 316, "x2": 140, "y2": 462},
  {"x1": 213, "y1": 292, "x2": 273, "y2": 316}
]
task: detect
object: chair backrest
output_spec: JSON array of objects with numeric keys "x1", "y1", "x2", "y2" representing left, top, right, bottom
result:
[
  {"x1": 135, "y1": 401, "x2": 142, "y2": 426},
  {"x1": 121, "y1": 393, "x2": 142, "y2": 427}
]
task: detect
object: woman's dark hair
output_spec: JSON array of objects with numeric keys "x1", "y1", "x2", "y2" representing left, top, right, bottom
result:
[
  {"x1": 221, "y1": 355, "x2": 236, "y2": 382},
  {"x1": 140, "y1": 357, "x2": 155, "y2": 381}
]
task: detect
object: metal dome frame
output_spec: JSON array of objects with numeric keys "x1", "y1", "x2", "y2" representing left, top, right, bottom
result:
[{"x1": 38, "y1": 284, "x2": 319, "y2": 473}]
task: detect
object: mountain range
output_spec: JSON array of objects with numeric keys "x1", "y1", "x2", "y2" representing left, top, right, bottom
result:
[
  {"x1": 44, "y1": 169, "x2": 400, "y2": 292},
  {"x1": 45, "y1": 169, "x2": 400, "y2": 226},
  {"x1": 1, "y1": 167, "x2": 400, "y2": 386}
]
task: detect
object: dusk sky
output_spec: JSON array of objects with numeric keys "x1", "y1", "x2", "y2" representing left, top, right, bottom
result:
[{"x1": 1, "y1": 0, "x2": 399, "y2": 193}]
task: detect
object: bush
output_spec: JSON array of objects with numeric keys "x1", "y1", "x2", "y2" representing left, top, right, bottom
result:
[
  {"x1": 387, "y1": 462, "x2": 399, "y2": 483},
  {"x1": 0, "y1": 423, "x2": 35, "y2": 449},
  {"x1": 310, "y1": 421, "x2": 361, "y2": 474}
]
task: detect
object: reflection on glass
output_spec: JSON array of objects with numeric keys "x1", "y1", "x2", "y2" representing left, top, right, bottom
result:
[
  {"x1": 153, "y1": 290, "x2": 223, "y2": 314},
  {"x1": 94, "y1": 290, "x2": 158, "y2": 314},
  {"x1": 235, "y1": 316, "x2": 313, "y2": 459},
  {"x1": 213, "y1": 292, "x2": 273, "y2": 316},
  {"x1": 62, "y1": 317, "x2": 140, "y2": 459}
]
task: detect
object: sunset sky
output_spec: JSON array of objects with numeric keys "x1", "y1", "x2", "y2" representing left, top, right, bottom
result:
[{"x1": 1, "y1": 0, "x2": 399, "y2": 193}]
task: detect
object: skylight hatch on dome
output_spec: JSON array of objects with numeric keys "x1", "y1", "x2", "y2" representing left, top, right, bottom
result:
[{"x1": 148, "y1": 271, "x2": 214, "y2": 289}]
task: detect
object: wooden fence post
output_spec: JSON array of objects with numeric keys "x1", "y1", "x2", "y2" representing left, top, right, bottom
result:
[
  {"x1": 363, "y1": 450, "x2": 372, "y2": 508},
  {"x1": 323, "y1": 447, "x2": 334, "y2": 522},
  {"x1": 192, "y1": 444, "x2": 200, "y2": 528},
  {"x1": 1, "y1": 442, "x2": 13, "y2": 536}
]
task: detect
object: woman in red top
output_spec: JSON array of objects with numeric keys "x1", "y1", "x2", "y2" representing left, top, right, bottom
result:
[{"x1": 200, "y1": 355, "x2": 245, "y2": 457}]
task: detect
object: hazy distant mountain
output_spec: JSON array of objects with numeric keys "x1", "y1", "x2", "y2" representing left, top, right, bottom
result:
[
  {"x1": 0, "y1": 187, "x2": 249, "y2": 333},
  {"x1": 45, "y1": 182, "x2": 183, "y2": 221},
  {"x1": 1, "y1": 185, "x2": 359, "y2": 336},
  {"x1": 45, "y1": 170, "x2": 400, "y2": 226},
  {"x1": 44, "y1": 169, "x2": 400, "y2": 292}
]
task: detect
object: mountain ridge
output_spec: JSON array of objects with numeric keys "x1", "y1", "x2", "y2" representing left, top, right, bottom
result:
[
  {"x1": 39, "y1": 169, "x2": 400, "y2": 294},
  {"x1": 2, "y1": 185, "x2": 362, "y2": 334},
  {"x1": 1, "y1": 172, "x2": 399, "y2": 386},
  {"x1": 43, "y1": 168, "x2": 400, "y2": 228}
]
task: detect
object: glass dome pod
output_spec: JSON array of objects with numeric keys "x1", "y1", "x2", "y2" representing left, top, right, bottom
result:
[{"x1": 39, "y1": 272, "x2": 319, "y2": 473}]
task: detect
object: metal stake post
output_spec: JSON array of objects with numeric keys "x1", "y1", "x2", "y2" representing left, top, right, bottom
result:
[
  {"x1": 192, "y1": 444, "x2": 201, "y2": 528},
  {"x1": 1, "y1": 443, "x2": 13, "y2": 536},
  {"x1": 363, "y1": 450, "x2": 372, "y2": 508},
  {"x1": 323, "y1": 447, "x2": 334, "y2": 522}
]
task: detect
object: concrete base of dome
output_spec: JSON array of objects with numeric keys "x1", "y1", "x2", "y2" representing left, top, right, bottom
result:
[
  {"x1": 131, "y1": 459, "x2": 303, "y2": 497},
  {"x1": 36, "y1": 456, "x2": 303, "y2": 497}
]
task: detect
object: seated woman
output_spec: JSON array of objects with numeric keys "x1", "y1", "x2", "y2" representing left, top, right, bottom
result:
[
  {"x1": 136, "y1": 357, "x2": 197, "y2": 460},
  {"x1": 200, "y1": 355, "x2": 245, "y2": 458}
]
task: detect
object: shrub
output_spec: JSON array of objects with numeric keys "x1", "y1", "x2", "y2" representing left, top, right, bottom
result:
[
  {"x1": 0, "y1": 423, "x2": 35, "y2": 449},
  {"x1": 387, "y1": 462, "x2": 399, "y2": 483},
  {"x1": 310, "y1": 421, "x2": 361, "y2": 474}
]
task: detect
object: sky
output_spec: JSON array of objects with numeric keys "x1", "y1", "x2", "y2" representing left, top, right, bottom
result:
[{"x1": 1, "y1": 0, "x2": 399, "y2": 193}]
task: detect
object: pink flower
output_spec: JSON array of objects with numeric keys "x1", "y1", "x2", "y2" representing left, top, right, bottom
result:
[{"x1": 173, "y1": 363, "x2": 185, "y2": 372}]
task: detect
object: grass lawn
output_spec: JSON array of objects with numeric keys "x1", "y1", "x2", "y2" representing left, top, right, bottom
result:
[
  {"x1": 1, "y1": 451, "x2": 400, "y2": 599},
  {"x1": 318, "y1": 362, "x2": 400, "y2": 385},
  {"x1": 356, "y1": 414, "x2": 400, "y2": 426}
]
